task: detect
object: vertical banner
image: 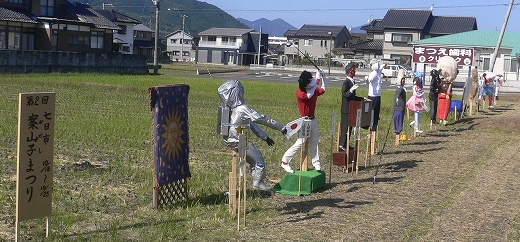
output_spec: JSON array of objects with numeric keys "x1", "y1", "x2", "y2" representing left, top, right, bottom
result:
[
  {"x1": 16, "y1": 92, "x2": 56, "y2": 222},
  {"x1": 149, "y1": 85, "x2": 191, "y2": 187}
]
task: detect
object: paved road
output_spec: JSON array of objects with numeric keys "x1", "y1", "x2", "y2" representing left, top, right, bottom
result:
[{"x1": 202, "y1": 69, "x2": 467, "y2": 93}]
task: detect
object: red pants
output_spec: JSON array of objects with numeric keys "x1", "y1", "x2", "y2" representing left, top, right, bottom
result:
[{"x1": 437, "y1": 97, "x2": 451, "y2": 120}]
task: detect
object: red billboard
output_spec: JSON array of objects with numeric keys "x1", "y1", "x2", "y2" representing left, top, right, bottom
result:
[{"x1": 413, "y1": 46, "x2": 474, "y2": 66}]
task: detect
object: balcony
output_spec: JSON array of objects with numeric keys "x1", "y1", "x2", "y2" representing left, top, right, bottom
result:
[{"x1": 198, "y1": 41, "x2": 240, "y2": 49}]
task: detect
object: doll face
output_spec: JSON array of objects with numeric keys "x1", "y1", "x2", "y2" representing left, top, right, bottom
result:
[
  {"x1": 306, "y1": 78, "x2": 317, "y2": 89},
  {"x1": 348, "y1": 67, "x2": 356, "y2": 78}
]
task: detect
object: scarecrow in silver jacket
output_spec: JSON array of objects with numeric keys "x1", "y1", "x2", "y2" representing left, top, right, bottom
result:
[{"x1": 218, "y1": 80, "x2": 286, "y2": 191}]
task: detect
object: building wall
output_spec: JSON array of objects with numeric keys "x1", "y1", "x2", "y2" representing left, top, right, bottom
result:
[
  {"x1": 113, "y1": 23, "x2": 135, "y2": 54},
  {"x1": 166, "y1": 32, "x2": 194, "y2": 62},
  {"x1": 383, "y1": 30, "x2": 421, "y2": 65}
]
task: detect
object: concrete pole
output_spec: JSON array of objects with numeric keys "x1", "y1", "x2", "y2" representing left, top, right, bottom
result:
[
  {"x1": 180, "y1": 14, "x2": 187, "y2": 62},
  {"x1": 153, "y1": 0, "x2": 160, "y2": 74},
  {"x1": 328, "y1": 32, "x2": 332, "y2": 75},
  {"x1": 488, "y1": 0, "x2": 514, "y2": 72},
  {"x1": 257, "y1": 26, "x2": 262, "y2": 65}
]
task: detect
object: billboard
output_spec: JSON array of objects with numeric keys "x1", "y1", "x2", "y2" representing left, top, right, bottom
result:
[{"x1": 413, "y1": 46, "x2": 474, "y2": 66}]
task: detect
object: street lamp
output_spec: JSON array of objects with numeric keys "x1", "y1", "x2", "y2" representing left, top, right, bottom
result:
[
  {"x1": 328, "y1": 32, "x2": 332, "y2": 75},
  {"x1": 153, "y1": 0, "x2": 160, "y2": 74}
]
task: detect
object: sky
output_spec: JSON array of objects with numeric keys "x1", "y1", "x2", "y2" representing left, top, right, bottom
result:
[{"x1": 200, "y1": 0, "x2": 520, "y2": 33}]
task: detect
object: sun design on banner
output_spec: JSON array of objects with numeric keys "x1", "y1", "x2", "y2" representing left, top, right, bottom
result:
[{"x1": 161, "y1": 108, "x2": 186, "y2": 160}]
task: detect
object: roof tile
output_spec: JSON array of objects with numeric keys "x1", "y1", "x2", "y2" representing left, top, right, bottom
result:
[
  {"x1": 382, "y1": 9, "x2": 432, "y2": 29},
  {"x1": 0, "y1": 6, "x2": 37, "y2": 23}
]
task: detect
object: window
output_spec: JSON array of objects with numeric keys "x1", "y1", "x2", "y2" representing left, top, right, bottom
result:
[
  {"x1": 504, "y1": 58, "x2": 518, "y2": 72},
  {"x1": 304, "y1": 39, "x2": 313, "y2": 46},
  {"x1": 480, "y1": 57, "x2": 490, "y2": 71},
  {"x1": 170, "y1": 39, "x2": 177, "y2": 44},
  {"x1": 7, "y1": 0, "x2": 24, "y2": 3},
  {"x1": 230, "y1": 37, "x2": 237, "y2": 42},
  {"x1": 117, "y1": 25, "x2": 127, "y2": 34},
  {"x1": 122, "y1": 46, "x2": 130, "y2": 53},
  {"x1": 391, "y1": 34, "x2": 412, "y2": 43},
  {"x1": 91, "y1": 31, "x2": 104, "y2": 49},
  {"x1": 390, "y1": 54, "x2": 412, "y2": 66},
  {"x1": 172, "y1": 51, "x2": 180, "y2": 56},
  {"x1": 208, "y1": 36, "x2": 216, "y2": 42},
  {"x1": 222, "y1": 36, "x2": 229, "y2": 42},
  {"x1": 4, "y1": 26, "x2": 34, "y2": 51},
  {"x1": 40, "y1": 0, "x2": 55, "y2": 16},
  {"x1": 182, "y1": 51, "x2": 189, "y2": 56},
  {"x1": 67, "y1": 35, "x2": 89, "y2": 45}
]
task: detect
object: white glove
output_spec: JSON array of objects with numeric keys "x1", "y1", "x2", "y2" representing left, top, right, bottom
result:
[
  {"x1": 349, "y1": 84, "x2": 359, "y2": 92},
  {"x1": 318, "y1": 70, "x2": 326, "y2": 79}
]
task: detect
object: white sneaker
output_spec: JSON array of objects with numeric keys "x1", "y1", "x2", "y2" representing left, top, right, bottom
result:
[
  {"x1": 409, "y1": 121, "x2": 415, "y2": 127},
  {"x1": 415, "y1": 129, "x2": 423, "y2": 133},
  {"x1": 280, "y1": 162, "x2": 294, "y2": 173},
  {"x1": 313, "y1": 163, "x2": 321, "y2": 171}
]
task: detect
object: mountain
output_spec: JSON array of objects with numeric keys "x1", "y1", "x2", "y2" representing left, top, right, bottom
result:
[
  {"x1": 71, "y1": 0, "x2": 247, "y2": 35},
  {"x1": 237, "y1": 18, "x2": 296, "y2": 36}
]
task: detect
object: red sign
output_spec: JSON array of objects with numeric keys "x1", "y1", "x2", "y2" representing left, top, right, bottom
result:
[{"x1": 413, "y1": 46, "x2": 474, "y2": 66}]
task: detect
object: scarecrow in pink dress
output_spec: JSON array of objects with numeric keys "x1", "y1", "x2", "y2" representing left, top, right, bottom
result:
[{"x1": 406, "y1": 77, "x2": 428, "y2": 133}]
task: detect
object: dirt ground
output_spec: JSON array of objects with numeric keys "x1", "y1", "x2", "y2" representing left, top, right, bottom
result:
[{"x1": 238, "y1": 94, "x2": 520, "y2": 242}]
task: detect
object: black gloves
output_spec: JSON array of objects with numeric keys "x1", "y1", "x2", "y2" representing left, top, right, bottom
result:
[
  {"x1": 281, "y1": 127, "x2": 287, "y2": 135},
  {"x1": 265, "y1": 137, "x2": 275, "y2": 146}
]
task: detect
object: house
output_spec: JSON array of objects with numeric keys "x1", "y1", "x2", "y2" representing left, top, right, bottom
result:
[
  {"x1": 352, "y1": 9, "x2": 477, "y2": 66},
  {"x1": 352, "y1": 19, "x2": 384, "y2": 60},
  {"x1": 197, "y1": 27, "x2": 267, "y2": 65},
  {"x1": 0, "y1": 0, "x2": 119, "y2": 53},
  {"x1": 97, "y1": 9, "x2": 141, "y2": 54},
  {"x1": 283, "y1": 25, "x2": 352, "y2": 66},
  {"x1": 266, "y1": 36, "x2": 288, "y2": 65},
  {"x1": 133, "y1": 23, "x2": 155, "y2": 59},
  {"x1": 165, "y1": 30, "x2": 199, "y2": 62},
  {"x1": 411, "y1": 30, "x2": 520, "y2": 81}
]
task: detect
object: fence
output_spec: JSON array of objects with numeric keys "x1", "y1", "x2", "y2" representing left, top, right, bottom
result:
[{"x1": 0, "y1": 50, "x2": 148, "y2": 74}]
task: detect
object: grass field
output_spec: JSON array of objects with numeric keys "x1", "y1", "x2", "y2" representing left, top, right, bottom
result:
[{"x1": 0, "y1": 67, "x2": 477, "y2": 241}]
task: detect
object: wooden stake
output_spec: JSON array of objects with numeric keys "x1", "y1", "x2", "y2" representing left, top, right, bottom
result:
[
  {"x1": 346, "y1": 126, "x2": 351, "y2": 173},
  {"x1": 229, "y1": 151, "x2": 238, "y2": 216},
  {"x1": 370, "y1": 131, "x2": 376, "y2": 155},
  {"x1": 365, "y1": 133, "x2": 370, "y2": 167}
]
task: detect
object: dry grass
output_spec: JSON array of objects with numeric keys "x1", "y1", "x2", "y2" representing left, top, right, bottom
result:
[{"x1": 239, "y1": 94, "x2": 520, "y2": 242}]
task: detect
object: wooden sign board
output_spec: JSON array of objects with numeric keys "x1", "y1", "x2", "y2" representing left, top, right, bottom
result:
[{"x1": 16, "y1": 93, "x2": 55, "y2": 230}]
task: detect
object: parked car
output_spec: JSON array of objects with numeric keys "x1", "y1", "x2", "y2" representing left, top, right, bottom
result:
[{"x1": 381, "y1": 64, "x2": 412, "y2": 78}]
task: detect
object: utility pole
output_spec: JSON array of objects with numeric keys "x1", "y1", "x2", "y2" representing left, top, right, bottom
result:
[
  {"x1": 257, "y1": 26, "x2": 262, "y2": 65},
  {"x1": 153, "y1": 0, "x2": 160, "y2": 74},
  {"x1": 328, "y1": 32, "x2": 332, "y2": 75},
  {"x1": 489, "y1": 0, "x2": 514, "y2": 72},
  {"x1": 180, "y1": 14, "x2": 187, "y2": 62}
]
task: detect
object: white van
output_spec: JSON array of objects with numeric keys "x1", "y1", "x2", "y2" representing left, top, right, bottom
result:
[{"x1": 381, "y1": 64, "x2": 412, "y2": 78}]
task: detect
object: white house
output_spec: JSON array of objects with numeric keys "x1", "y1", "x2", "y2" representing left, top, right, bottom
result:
[
  {"x1": 165, "y1": 30, "x2": 199, "y2": 62},
  {"x1": 97, "y1": 9, "x2": 141, "y2": 54}
]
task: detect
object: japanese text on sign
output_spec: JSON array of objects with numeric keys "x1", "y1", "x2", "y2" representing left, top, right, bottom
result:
[
  {"x1": 16, "y1": 92, "x2": 56, "y2": 222},
  {"x1": 413, "y1": 46, "x2": 474, "y2": 66}
]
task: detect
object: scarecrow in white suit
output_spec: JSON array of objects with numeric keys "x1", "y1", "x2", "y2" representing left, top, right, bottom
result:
[{"x1": 218, "y1": 80, "x2": 286, "y2": 191}]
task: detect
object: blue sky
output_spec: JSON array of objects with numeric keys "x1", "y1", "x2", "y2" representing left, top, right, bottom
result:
[{"x1": 200, "y1": 0, "x2": 520, "y2": 32}]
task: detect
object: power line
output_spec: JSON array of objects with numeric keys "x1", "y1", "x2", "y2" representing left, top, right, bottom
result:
[{"x1": 92, "y1": 3, "x2": 519, "y2": 12}]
